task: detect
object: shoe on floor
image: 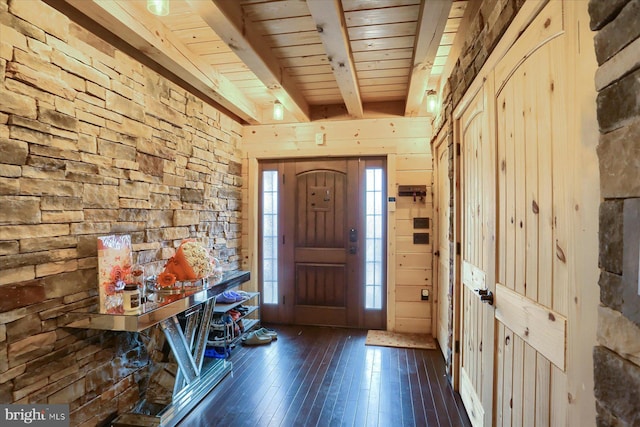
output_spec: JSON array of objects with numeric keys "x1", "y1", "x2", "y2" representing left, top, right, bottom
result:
[
  {"x1": 241, "y1": 331, "x2": 271, "y2": 346},
  {"x1": 255, "y1": 328, "x2": 277, "y2": 340}
]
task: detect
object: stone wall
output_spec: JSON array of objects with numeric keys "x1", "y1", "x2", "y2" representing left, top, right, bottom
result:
[
  {"x1": 589, "y1": 0, "x2": 640, "y2": 425},
  {"x1": 0, "y1": 0, "x2": 243, "y2": 425}
]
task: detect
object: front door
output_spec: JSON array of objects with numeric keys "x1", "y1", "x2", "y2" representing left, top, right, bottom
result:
[{"x1": 259, "y1": 157, "x2": 386, "y2": 329}]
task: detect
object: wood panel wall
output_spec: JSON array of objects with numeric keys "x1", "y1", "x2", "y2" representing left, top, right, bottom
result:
[{"x1": 241, "y1": 117, "x2": 433, "y2": 333}]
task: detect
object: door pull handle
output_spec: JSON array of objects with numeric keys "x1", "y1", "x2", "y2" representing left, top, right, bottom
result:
[{"x1": 474, "y1": 289, "x2": 494, "y2": 305}]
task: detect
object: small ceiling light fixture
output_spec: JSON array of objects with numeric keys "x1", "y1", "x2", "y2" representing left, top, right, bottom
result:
[
  {"x1": 426, "y1": 90, "x2": 438, "y2": 114},
  {"x1": 147, "y1": 0, "x2": 170, "y2": 16},
  {"x1": 273, "y1": 100, "x2": 284, "y2": 121}
]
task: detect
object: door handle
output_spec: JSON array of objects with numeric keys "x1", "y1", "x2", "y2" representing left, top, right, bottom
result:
[{"x1": 474, "y1": 289, "x2": 494, "y2": 305}]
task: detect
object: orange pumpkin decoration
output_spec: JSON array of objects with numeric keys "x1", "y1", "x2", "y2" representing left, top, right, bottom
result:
[{"x1": 162, "y1": 240, "x2": 213, "y2": 281}]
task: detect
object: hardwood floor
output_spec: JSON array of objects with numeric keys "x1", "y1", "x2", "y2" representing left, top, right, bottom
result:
[{"x1": 179, "y1": 325, "x2": 471, "y2": 427}]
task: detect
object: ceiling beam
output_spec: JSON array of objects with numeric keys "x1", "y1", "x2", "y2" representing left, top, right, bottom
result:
[
  {"x1": 307, "y1": 0, "x2": 363, "y2": 119},
  {"x1": 404, "y1": 0, "x2": 452, "y2": 116},
  {"x1": 61, "y1": 0, "x2": 261, "y2": 124},
  {"x1": 187, "y1": 0, "x2": 310, "y2": 123}
]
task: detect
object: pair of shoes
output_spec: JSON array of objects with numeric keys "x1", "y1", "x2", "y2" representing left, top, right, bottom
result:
[
  {"x1": 205, "y1": 346, "x2": 230, "y2": 359},
  {"x1": 255, "y1": 328, "x2": 277, "y2": 340},
  {"x1": 216, "y1": 290, "x2": 245, "y2": 303},
  {"x1": 241, "y1": 330, "x2": 272, "y2": 345}
]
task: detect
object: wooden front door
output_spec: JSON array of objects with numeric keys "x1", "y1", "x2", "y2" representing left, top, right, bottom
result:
[
  {"x1": 288, "y1": 159, "x2": 358, "y2": 326},
  {"x1": 260, "y1": 157, "x2": 386, "y2": 329}
]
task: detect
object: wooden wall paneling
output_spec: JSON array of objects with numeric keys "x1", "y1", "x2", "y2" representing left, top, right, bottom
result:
[
  {"x1": 395, "y1": 301, "x2": 431, "y2": 320},
  {"x1": 535, "y1": 353, "x2": 551, "y2": 427},
  {"x1": 397, "y1": 253, "x2": 432, "y2": 269},
  {"x1": 504, "y1": 81, "x2": 516, "y2": 292},
  {"x1": 395, "y1": 285, "x2": 425, "y2": 301},
  {"x1": 502, "y1": 326, "x2": 515, "y2": 427},
  {"x1": 536, "y1": 46, "x2": 553, "y2": 308},
  {"x1": 523, "y1": 56, "x2": 540, "y2": 303},
  {"x1": 395, "y1": 268, "x2": 430, "y2": 287},
  {"x1": 397, "y1": 154, "x2": 433, "y2": 171},
  {"x1": 512, "y1": 334, "x2": 525, "y2": 426},
  {"x1": 243, "y1": 118, "x2": 430, "y2": 143},
  {"x1": 551, "y1": 364, "x2": 568, "y2": 427},
  {"x1": 395, "y1": 170, "x2": 432, "y2": 186},
  {"x1": 396, "y1": 236, "x2": 430, "y2": 253},
  {"x1": 549, "y1": 34, "x2": 569, "y2": 318},
  {"x1": 497, "y1": 75, "x2": 507, "y2": 289},
  {"x1": 394, "y1": 203, "x2": 433, "y2": 220},
  {"x1": 395, "y1": 317, "x2": 430, "y2": 333},
  {"x1": 387, "y1": 153, "x2": 397, "y2": 331},
  {"x1": 514, "y1": 67, "x2": 526, "y2": 297},
  {"x1": 523, "y1": 342, "x2": 537, "y2": 427},
  {"x1": 496, "y1": 322, "x2": 506, "y2": 426}
]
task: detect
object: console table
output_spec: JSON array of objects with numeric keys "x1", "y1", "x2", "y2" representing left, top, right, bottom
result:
[{"x1": 66, "y1": 270, "x2": 250, "y2": 427}]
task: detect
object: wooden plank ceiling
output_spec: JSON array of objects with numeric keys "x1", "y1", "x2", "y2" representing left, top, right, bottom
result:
[{"x1": 57, "y1": 0, "x2": 467, "y2": 124}]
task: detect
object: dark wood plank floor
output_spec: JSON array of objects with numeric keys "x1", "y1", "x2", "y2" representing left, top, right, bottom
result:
[{"x1": 179, "y1": 325, "x2": 471, "y2": 427}]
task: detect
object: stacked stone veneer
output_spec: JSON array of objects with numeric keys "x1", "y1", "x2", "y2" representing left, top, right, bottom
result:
[
  {"x1": 589, "y1": 0, "x2": 640, "y2": 425},
  {"x1": 0, "y1": 0, "x2": 243, "y2": 425}
]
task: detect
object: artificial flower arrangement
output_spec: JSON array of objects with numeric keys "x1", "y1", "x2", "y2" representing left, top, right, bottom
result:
[
  {"x1": 155, "y1": 239, "x2": 221, "y2": 290},
  {"x1": 97, "y1": 235, "x2": 133, "y2": 314}
]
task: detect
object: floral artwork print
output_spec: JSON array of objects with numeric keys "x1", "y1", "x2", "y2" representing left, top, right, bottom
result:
[{"x1": 97, "y1": 235, "x2": 133, "y2": 314}]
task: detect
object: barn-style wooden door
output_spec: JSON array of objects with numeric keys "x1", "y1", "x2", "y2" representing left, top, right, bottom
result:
[
  {"x1": 457, "y1": 82, "x2": 496, "y2": 427},
  {"x1": 455, "y1": 2, "x2": 578, "y2": 425},
  {"x1": 434, "y1": 129, "x2": 454, "y2": 376},
  {"x1": 493, "y1": 2, "x2": 569, "y2": 425}
]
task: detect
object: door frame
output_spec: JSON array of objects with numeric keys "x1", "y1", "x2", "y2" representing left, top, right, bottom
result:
[
  {"x1": 432, "y1": 126, "x2": 458, "y2": 383},
  {"x1": 257, "y1": 156, "x2": 387, "y2": 329}
]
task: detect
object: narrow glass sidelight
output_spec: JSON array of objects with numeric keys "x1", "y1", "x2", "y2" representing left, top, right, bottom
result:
[
  {"x1": 365, "y1": 168, "x2": 383, "y2": 309},
  {"x1": 262, "y1": 170, "x2": 278, "y2": 304}
]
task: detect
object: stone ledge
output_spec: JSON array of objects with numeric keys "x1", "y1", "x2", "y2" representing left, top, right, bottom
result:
[
  {"x1": 593, "y1": 345, "x2": 640, "y2": 425},
  {"x1": 597, "y1": 305, "x2": 640, "y2": 366}
]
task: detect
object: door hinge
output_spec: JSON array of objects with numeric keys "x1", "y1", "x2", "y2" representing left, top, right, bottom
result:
[
  {"x1": 282, "y1": 235, "x2": 285, "y2": 245},
  {"x1": 456, "y1": 242, "x2": 461, "y2": 255},
  {"x1": 455, "y1": 340, "x2": 460, "y2": 354},
  {"x1": 456, "y1": 143, "x2": 461, "y2": 156},
  {"x1": 282, "y1": 295, "x2": 285, "y2": 305},
  {"x1": 282, "y1": 174, "x2": 285, "y2": 185}
]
